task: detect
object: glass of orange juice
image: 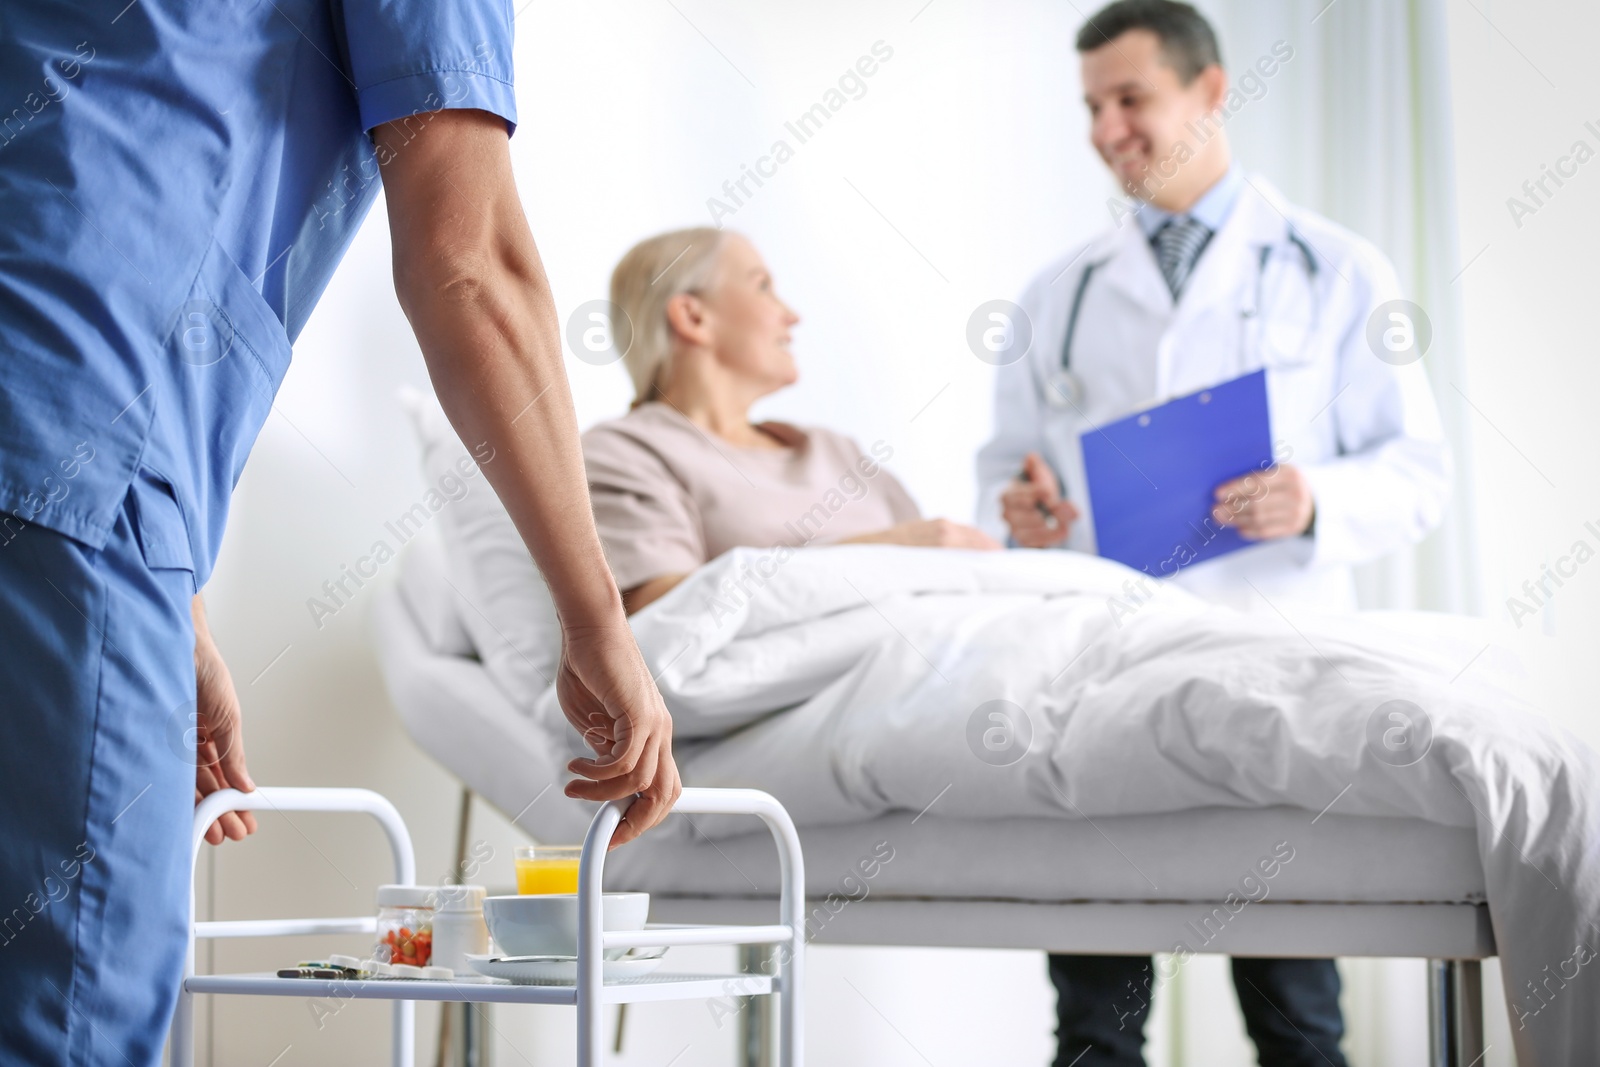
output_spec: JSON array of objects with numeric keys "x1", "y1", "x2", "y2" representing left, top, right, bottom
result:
[{"x1": 514, "y1": 845, "x2": 582, "y2": 894}]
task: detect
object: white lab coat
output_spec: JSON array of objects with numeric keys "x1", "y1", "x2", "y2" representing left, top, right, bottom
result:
[{"x1": 976, "y1": 175, "x2": 1450, "y2": 612}]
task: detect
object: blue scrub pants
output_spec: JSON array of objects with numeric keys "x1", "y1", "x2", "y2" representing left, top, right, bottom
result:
[{"x1": 0, "y1": 478, "x2": 197, "y2": 1064}]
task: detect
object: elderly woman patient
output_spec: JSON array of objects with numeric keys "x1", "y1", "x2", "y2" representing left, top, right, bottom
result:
[{"x1": 584, "y1": 227, "x2": 997, "y2": 614}]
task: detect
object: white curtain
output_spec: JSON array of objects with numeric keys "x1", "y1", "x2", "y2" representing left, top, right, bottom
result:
[{"x1": 1205, "y1": 0, "x2": 1481, "y2": 616}]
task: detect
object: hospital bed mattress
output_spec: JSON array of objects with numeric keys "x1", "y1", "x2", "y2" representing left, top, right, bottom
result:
[
  {"x1": 372, "y1": 539, "x2": 1486, "y2": 912},
  {"x1": 604, "y1": 805, "x2": 1484, "y2": 906}
]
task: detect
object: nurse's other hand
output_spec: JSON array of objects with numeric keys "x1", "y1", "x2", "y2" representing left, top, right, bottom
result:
[
  {"x1": 192, "y1": 598, "x2": 258, "y2": 846},
  {"x1": 1212, "y1": 464, "x2": 1315, "y2": 540},
  {"x1": 1002, "y1": 452, "x2": 1077, "y2": 548},
  {"x1": 557, "y1": 625, "x2": 681, "y2": 848},
  {"x1": 851, "y1": 518, "x2": 1001, "y2": 550}
]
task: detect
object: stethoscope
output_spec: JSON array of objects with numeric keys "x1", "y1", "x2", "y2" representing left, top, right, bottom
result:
[{"x1": 1045, "y1": 226, "x2": 1322, "y2": 410}]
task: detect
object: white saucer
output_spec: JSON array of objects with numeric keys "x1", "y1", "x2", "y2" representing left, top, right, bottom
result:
[{"x1": 465, "y1": 953, "x2": 665, "y2": 984}]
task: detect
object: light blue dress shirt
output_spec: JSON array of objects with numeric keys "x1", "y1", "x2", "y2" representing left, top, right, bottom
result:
[
  {"x1": 0, "y1": 0, "x2": 517, "y2": 584},
  {"x1": 1134, "y1": 164, "x2": 1246, "y2": 240}
]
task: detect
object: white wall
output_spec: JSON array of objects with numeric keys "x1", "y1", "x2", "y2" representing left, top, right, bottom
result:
[
  {"x1": 1440, "y1": 2, "x2": 1600, "y2": 1058},
  {"x1": 192, "y1": 1, "x2": 1597, "y2": 1064},
  {"x1": 1448, "y1": 0, "x2": 1600, "y2": 730}
]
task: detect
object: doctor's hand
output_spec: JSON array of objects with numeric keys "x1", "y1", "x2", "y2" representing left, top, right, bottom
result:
[
  {"x1": 191, "y1": 596, "x2": 258, "y2": 847},
  {"x1": 557, "y1": 624, "x2": 682, "y2": 848},
  {"x1": 1001, "y1": 452, "x2": 1079, "y2": 548},
  {"x1": 1212, "y1": 464, "x2": 1316, "y2": 541}
]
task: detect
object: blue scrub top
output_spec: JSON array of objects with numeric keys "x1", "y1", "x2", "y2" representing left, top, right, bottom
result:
[{"x1": 0, "y1": 0, "x2": 517, "y2": 585}]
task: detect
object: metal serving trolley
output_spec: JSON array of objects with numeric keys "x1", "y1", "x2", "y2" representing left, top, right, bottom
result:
[{"x1": 171, "y1": 786, "x2": 805, "y2": 1066}]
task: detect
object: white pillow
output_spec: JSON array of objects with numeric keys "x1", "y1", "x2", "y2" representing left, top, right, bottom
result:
[
  {"x1": 399, "y1": 388, "x2": 563, "y2": 712},
  {"x1": 395, "y1": 524, "x2": 475, "y2": 659}
]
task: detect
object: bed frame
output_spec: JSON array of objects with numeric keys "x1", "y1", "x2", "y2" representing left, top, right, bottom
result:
[
  {"x1": 430, "y1": 776, "x2": 1493, "y2": 1067},
  {"x1": 669, "y1": 895, "x2": 1490, "y2": 1067},
  {"x1": 373, "y1": 550, "x2": 1495, "y2": 1067}
]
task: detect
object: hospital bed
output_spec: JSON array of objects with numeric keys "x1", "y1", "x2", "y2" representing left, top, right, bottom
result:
[{"x1": 370, "y1": 534, "x2": 1494, "y2": 1066}]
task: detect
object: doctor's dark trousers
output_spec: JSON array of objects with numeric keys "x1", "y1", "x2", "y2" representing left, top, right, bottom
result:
[
  {"x1": 1051, "y1": 954, "x2": 1349, "y2": 1067},
  {"x1": 0, "y1": 483, "x2": 197, "y2": 1064}
]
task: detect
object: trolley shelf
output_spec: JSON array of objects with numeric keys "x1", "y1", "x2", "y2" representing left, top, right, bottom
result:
[
  {"x1": 171, "y1": 785, "x2": 806, "y2": 1067},
  {"x1": 185, "y1": 970, "x2": 778, "y2": 1006},
  {"x1": 195, "y1": 916, "x2": 377, "y2": 939},
  {"x1": 612, "y1": 922, "x2": 795, "y2": 949}
]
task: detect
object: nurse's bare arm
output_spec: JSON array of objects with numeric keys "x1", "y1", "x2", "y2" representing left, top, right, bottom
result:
[{"x1": 374, "y1": 109, "x2": 679, "y2": 845}]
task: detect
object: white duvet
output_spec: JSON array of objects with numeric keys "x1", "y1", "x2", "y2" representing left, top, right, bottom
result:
[{"x1": 571, "y1": 544, "x2": 1600, "y2": 1064}]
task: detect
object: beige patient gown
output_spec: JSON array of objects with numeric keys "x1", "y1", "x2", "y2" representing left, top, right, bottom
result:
[{"x1": 581, "y1": 401, "x2": 921, "y2": 590}]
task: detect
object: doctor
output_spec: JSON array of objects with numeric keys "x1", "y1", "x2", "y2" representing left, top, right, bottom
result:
[
  {"x1": 977, "y1": 1, "x2": 1449, "y2": 616},
  {"x1": 975, "y1": 2, "x2": 1449, "y2": 1066},
  {"x1": 0, "y1": 3, "x2": 678, "y2": 1063}
]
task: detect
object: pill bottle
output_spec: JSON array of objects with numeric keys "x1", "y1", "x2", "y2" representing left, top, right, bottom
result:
[
  {"x1": 431, "y1": 884, "x2": 489, "y2": 975},
  {"x1": 375, "y1": 884, "x2": 434, "y2": 967}
]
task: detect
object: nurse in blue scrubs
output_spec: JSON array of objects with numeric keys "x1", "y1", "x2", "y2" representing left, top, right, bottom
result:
[{"x1": 0, "y1": 3, "x2": 681, "y2": 1062}]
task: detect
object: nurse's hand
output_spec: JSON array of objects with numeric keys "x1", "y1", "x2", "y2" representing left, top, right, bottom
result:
[
  {"x1": 1212, "y1": 464, "x2": 1316, "y2": 540},
  {"x1": 1002, "y1": 452, "x2": 1078, "y2": 548},
  {"x1": 846, "y1": 519, "x2": 1001, "y2": 550},
  {"x1": 192, "y1": 597, "x2": 258, "y2": 846},
  {"x1": 557, "y1": 624, "x2": 682, "y2": 848}
]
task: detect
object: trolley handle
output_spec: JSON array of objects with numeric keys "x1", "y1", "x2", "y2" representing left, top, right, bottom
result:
[
  {"x1": 177, "y1": 786, "x2": 419, "y2": 1067},
  {"x1": 575, "y1": 786, "x2": 806, "y2": 1067}
]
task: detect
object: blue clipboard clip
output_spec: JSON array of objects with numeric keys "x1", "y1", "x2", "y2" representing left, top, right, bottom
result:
[{"x1": 1080, "y1": 369, "x2": 1275, "y2": 576}]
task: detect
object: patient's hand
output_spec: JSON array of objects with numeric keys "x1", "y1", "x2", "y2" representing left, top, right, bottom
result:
[
  {"x1": 556, "y1": 624, "x2": 682, "y2": 848},
  {"x1": 1001, "y1": 452, "x2": 1078, "y2": 548},
  {"x1": 846, "y1": 518, "x2": 1001, "y2": 550}
]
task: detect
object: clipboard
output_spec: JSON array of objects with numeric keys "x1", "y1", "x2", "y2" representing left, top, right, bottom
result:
[{"x1": 1080, "y1": 369, "x2": 1273, "y2": 576}]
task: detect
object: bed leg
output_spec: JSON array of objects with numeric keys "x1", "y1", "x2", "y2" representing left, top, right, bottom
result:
[
  {"x1": 737, "y1": 944, "x2": 777, "y2": 1067},
  {"x1": 439, "y1": 1004, "x2": 492, "y2": 1067},
  {"x1": 1428, "y1": 959, "x2": 1485, "y2": 1067},
  {"x1": 438, "y1": 787, "x2": 478, "y2": 1067}
]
